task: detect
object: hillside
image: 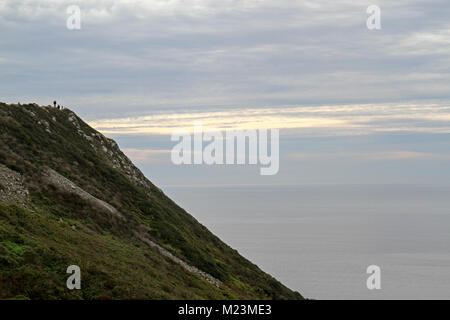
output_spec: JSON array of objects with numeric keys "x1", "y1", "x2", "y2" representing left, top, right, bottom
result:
[{"x1": 0, "y1": 102, "x2": 303, "y2": 300}]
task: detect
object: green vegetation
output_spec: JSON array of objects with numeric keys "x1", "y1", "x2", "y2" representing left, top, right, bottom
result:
[{"x1": 0, "y1": 102, "x2": 303, "y2": 300}]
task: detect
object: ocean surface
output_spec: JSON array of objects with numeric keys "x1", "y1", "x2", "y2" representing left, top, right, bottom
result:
[{"x1": 163, "y1": 184, "x2": 450, "y2": 299}]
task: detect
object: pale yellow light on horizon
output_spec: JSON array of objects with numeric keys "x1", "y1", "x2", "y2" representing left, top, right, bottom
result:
[{"x1": 88, "y1": 103, "x2": 450, "y2": 135}]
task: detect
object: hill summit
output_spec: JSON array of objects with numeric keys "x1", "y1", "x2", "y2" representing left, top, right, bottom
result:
[{"x1": 0, "y1": 102, "x2": 303, "y2": 300}]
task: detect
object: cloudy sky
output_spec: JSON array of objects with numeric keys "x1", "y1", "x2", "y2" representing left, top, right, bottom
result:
[{"x1": 1, "y1": 0, "x2": 450, "y2": 186}]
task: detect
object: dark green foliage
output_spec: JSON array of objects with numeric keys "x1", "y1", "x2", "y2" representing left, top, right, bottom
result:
[{"x1": 0, "y1": 103, "x2": 303, "y2": 300}]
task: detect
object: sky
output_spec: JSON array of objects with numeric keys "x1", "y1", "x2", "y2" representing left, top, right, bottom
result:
[{"x1": 1, "y1": 0, "x2": 450, "y2": 186}]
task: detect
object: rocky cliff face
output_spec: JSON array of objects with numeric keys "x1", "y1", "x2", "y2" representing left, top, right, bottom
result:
[
  {"x1": 0, "y1": 102, "x2": 303, "y2": 300},
  {"x1": 65, "y1": 110, "x2": 155, "y2": 194},
  {"x1": 0, "y1": 164, "x2": 29, "y2": 206}
]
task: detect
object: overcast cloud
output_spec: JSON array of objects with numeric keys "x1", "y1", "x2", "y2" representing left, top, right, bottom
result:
[
  {"x1": 1, "y1": 0, "x2": 450, "y2": 118},
  {"x1": 1, "y1": 1, "x2": 450, "y2": 185}
]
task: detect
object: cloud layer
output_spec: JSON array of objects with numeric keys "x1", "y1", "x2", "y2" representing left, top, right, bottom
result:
[
  {"x1": 1, "y1": 0, "x2": 450, "y2": 117},
  {"x1": 89, "y1": 103, "x2": 450, "y2": 135}
]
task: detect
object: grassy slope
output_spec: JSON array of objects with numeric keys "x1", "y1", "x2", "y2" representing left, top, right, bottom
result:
[{"x1": 0, "y1": 102, "x2": 303, "y2": 300}]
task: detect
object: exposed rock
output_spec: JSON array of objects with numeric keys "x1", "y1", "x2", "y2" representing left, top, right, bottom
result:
[
  {"x1": 37, "y1": 119, "x2": 51, "y2": 133},
  {"x1": 134, "y1": 231, "x2": 222, "y2": 288},
  {"x1": 43, "y1": 168, "x2": 125, "y2": 220},
  {"x1": 0, "y1": 164, "x2": 29, "y2": 205}
]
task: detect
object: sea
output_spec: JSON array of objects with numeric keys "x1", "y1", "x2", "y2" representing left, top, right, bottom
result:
[{"x1": 163, "y1": 184, "x2": 450, "y2": 299}]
